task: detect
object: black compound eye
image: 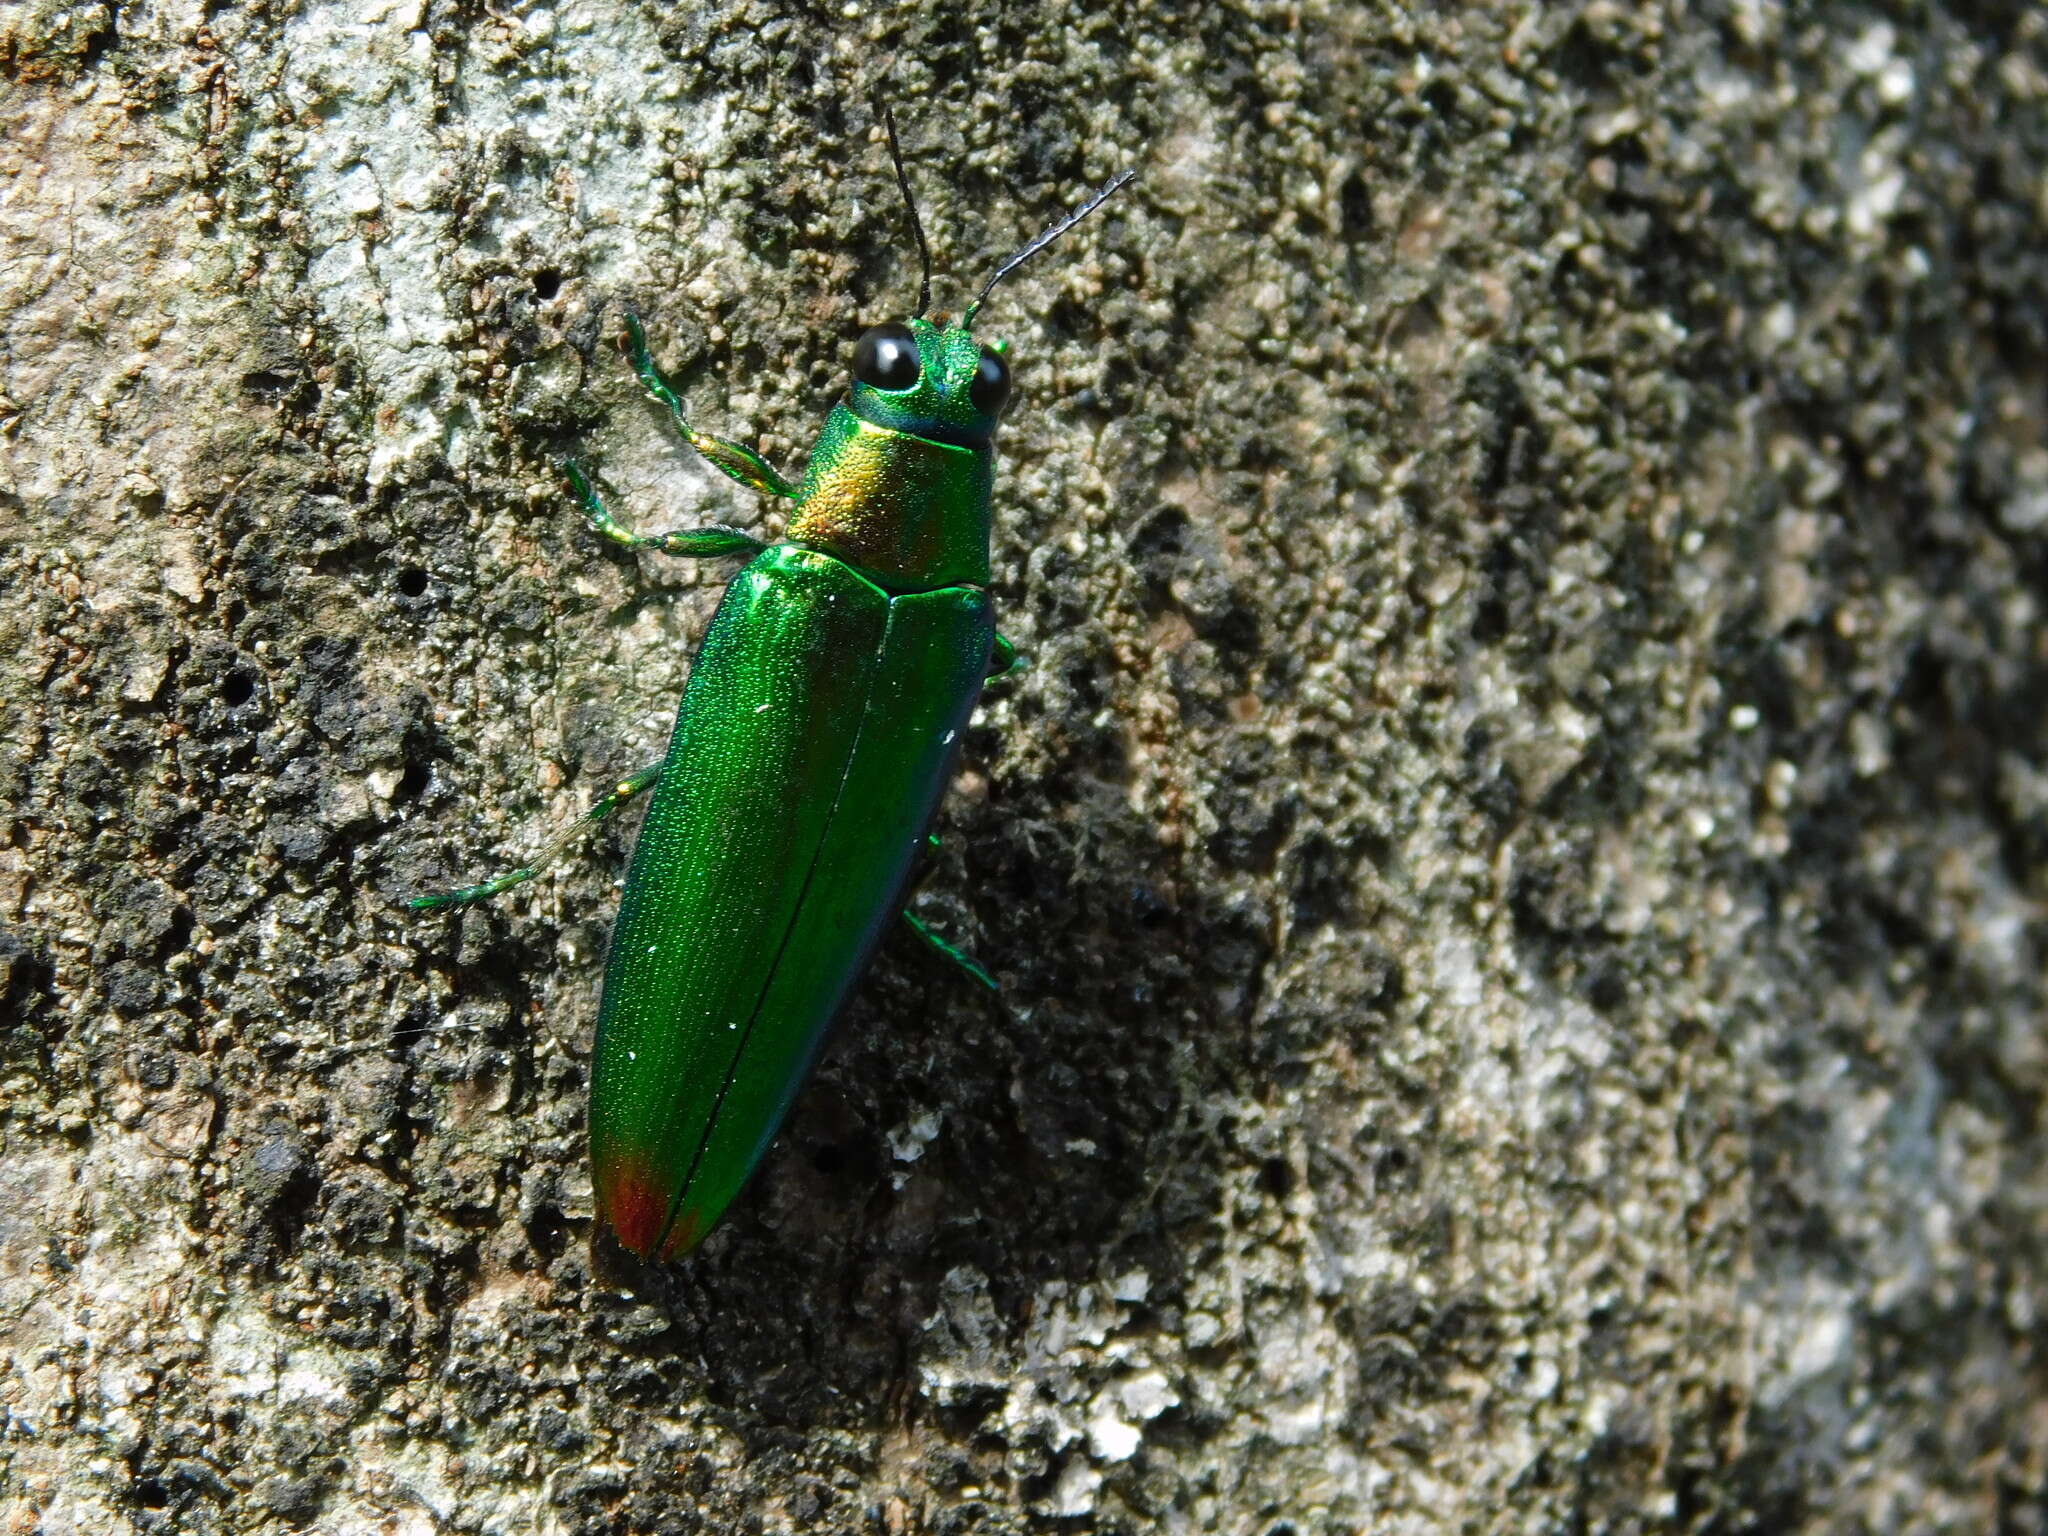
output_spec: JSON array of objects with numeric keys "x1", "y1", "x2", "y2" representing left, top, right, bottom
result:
[
  {"x1": 853, "y1": 323, "x2": 921, "y2": 391},
  {"x1": 969, "y1": 347, "x2": 1011, "y2": 416}
]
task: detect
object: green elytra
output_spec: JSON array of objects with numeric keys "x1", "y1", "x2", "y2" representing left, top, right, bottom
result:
[{"x1": 414, "y1": 117, "x2": 1135, "y2": 1260}]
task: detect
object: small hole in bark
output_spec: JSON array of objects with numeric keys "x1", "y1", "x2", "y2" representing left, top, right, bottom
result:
[
  {"x1": 222, "y1": 672, "x2": 257, "y2": 707},
  {"x1": 396, "y1": 566, "x2": 429, "y2": 598},
  {"x1": 394, "y1": 761, "x2": 429, "y2": 803},
  {"x1": 532, "y1": 270, "x2": 562, "y2": 300},
  {"x1": 1258, "y1": 1157, "x2": 1293, "y2": 1200}
]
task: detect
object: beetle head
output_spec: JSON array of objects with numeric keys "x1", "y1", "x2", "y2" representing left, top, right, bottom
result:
[
  {"x1": 849, "y1": 107, "x2": 1132, "y2": 449},
  {"x1": 848, "y1": 317, "x2": 1009, "y2": 448}
]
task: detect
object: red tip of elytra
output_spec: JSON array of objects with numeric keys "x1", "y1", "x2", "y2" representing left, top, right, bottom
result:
[
  {"x1": 597, "y1": 1154, "x2": 712, "y2": 1260},
  {"x1": 596, "y1": 1158, "x2": 669, "y2": 1258}
]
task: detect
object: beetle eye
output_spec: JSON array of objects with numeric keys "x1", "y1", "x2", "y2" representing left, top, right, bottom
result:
[
  {"x1": 853, "y1": 323, "x2": 921, "y2": 391},
  {"x1": 969, "y1": 347, "x2": 1010, "y2": 416}
]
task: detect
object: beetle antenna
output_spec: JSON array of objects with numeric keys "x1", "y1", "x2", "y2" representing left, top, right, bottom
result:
[
  {"x1": 963, "y1": 166, "x2": 1137, "y2": 329},
  {"x1": 880, "y1": 104, "x2": 932, "y2": 320}
]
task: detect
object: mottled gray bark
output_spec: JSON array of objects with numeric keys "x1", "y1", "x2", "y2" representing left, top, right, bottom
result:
[{"x1": 3, "y1": 0, "x2": 2046, "y2": 1531}]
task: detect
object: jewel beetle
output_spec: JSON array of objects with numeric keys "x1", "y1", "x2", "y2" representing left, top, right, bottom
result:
[{"x1": 414, "y1": 115, "x2": 1135, "y2": 1260}]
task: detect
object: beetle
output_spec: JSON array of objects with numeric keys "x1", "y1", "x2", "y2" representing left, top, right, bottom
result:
[{"x1": 414, "y1": 114, "x2": 1135, "y2": 1259}]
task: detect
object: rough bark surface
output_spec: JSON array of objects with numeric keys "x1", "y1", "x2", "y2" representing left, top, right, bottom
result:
[{"x1": 3, "y1": 1, "x2": 2046, "y2": 1532}]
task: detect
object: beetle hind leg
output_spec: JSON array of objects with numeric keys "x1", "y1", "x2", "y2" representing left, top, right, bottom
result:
[
  {"x1": 409, "y1": 761, "x2": 664, "y2": 912},
  {"x1": 901, "y1": 910, "x2": 998, "y2": 991}
]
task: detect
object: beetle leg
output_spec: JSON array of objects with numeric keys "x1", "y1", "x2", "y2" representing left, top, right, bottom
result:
[
  {"x1": 565, "y1": 461, "x2": 768, "y2": 560},
  {"x1": 902, "y1": 840, "x2": 998, "y2": 987},
  {"x1": 623, "y1": 311, "x2": 800, "y2": 500},
  {"x1": 409, "y1": 761, "x2": 665, "y2": 911},
  {"x1": 986, "y1": 633, "x2": 1023, "y2": 680},
  {"x1": 901, "y1": 911, "x2": 998, "y2": 992}
]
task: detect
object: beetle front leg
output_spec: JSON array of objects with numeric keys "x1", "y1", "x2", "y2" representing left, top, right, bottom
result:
[
  {"x1": 624, "y1": 312, "x2": 800, "y2": 500},
  {"x1": 410, "y1": 761, "x2": 665, "y2": 911},
  {"x1": 565, "y1": 461, "x2": 769, "y2": 561}
]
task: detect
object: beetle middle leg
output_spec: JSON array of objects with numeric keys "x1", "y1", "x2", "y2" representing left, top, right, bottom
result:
[
  {"x1": 409, "y1": 761, "x2": 665, "y2": 911},
  {"x1": 987, "y1": 633, "x2": 1023, "y2": 682},
  {"x1": 565, "y1": 462, "x2": 769, "y2": 561}
]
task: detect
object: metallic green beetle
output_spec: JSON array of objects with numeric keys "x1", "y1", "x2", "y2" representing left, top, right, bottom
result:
[{"x1": 416, "y1": 121, "x2": 1133, "y2": 1260}]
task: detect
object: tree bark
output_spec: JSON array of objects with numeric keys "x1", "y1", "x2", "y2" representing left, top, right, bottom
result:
[{"x1": 4, "y1": 1, "x2": 2046, "y2": 1531}]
